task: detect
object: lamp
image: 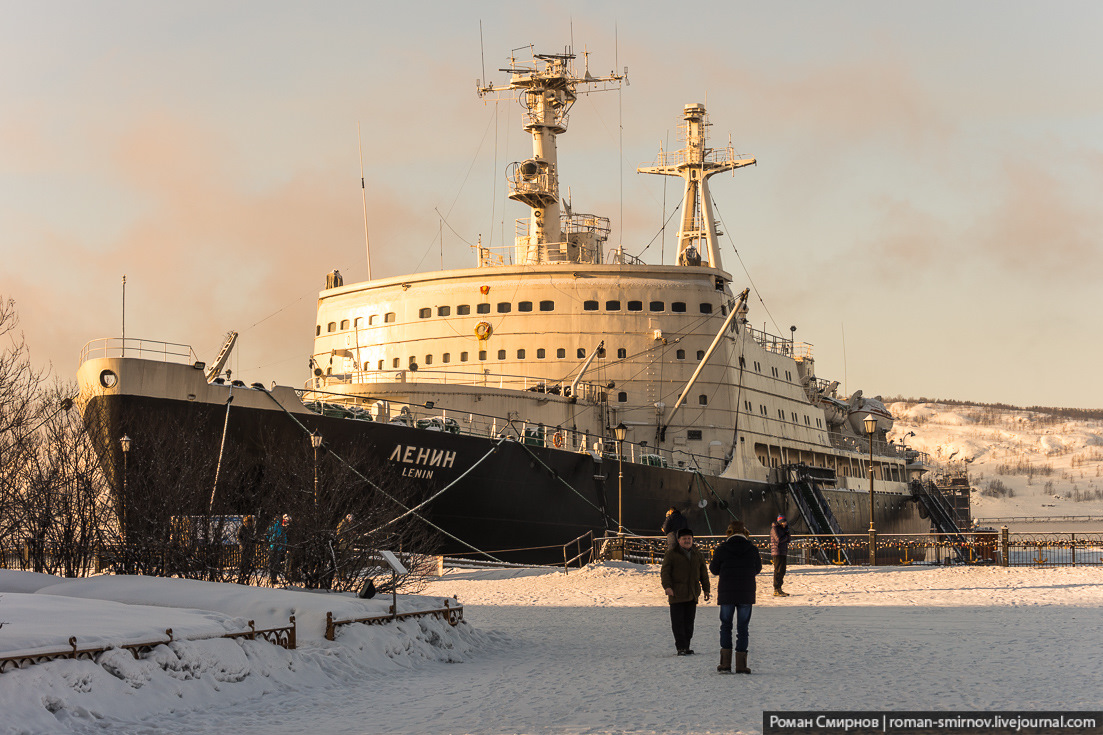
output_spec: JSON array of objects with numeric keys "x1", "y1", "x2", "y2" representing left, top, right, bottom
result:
[
  {"x1": 310, "y1": 433, "x2": 323, "y2": 506},
  {"x1": 119, "y1": 435, "x2": 131, "y2": 542},
  {"x1": 614, "y1": 423, "x2": 628, "y2": 536},
  {"x1": 863, "y1": 414, "x2": 877, "y2": 566}
]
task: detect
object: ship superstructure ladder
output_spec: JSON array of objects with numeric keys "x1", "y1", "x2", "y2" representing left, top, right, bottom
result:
[
  {"x1": 206, "y1": 331, "x2": 238, "y2": 382},
  {"x1": 911, "y1": 480, "x2": 968, "y2": 561},
  {"x1": 780, "y1": 464, "x2": 850, "y2": 565}
]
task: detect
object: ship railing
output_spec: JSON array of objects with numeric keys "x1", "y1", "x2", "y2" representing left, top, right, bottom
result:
[
  {"x1": 308, "y1": 368, "x2": 608, "y2": 401},
  {"x1": 79, "y1": 337, "x2": 198, "y2": 366},
  {"x1": 640, "y1": 145, "x2": 750, "y2": 170},
  {"x1": 827, "y1": 432, "x2": 925, "y2": 462},
  {"x1": 744, "y1": 324, "x2": 812, "y2": 360},
  {"x1": 592, "y1": 531, "x2": 1101, "y2": 568}
]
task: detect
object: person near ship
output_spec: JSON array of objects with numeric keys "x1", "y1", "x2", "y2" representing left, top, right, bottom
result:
[
  {"x1": 770, "y1": 514, "x2": 791, "y2": 596},
  {"x1": 660, "y1": 528, "x2": 711, "y2": 655},
  {"x1": 709, "y1": 519, "x2": 763, "y2": 674}
]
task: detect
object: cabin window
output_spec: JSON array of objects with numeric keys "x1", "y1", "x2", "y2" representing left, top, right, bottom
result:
[
  {"x1": 584, "y1": 300, "x2": 599, "y2": 311},
  {"x1": 442, "y1": 353, "x2": 451, "y2": 363},
  {"x1": 497, "y1": 302, "x2": 511, "y2": 313},
  {"x1": 744, "y1": 400, "x2": 752, "y2": 411},
  {"x1": 479, "y1": 350, "x2": 487, "y2": 360},
  {"x1": 597, "y1": 347, "x2": 606, "y2": 357},
  {"x1": 649, "y1": 301, "x2": 664, "y2": 312},
  {"x1": 627, "y1": 300, "x2": 643, "y2": 311},
  {"x1": 700, "y1": 303, "x2": 713, "y2": 314},
  {"x1": 362, "y1": 361, "x2": 369, "y2": 371},
  {"x1": 378, "y1": 360, "x2": 384, "y2": 370},
  {"x1": 791, "y1": 412, "x2": 798, "y2": 422},
  {"x1": 327, "y1": 322, "x2": 336, "y2": 332},
  {"x1": 392, "y1": 358, "x2": 400, "y2": 368},
  {"x1": 418, "y1": 308, "x2": 431, "y2": 319},
  {"x1": 539, "y1": 300, "x2": 554, "y2": 311},
  {"x1": 816, "y1": 418, "x2": 823, "y2": 428},
  {"x1": 517, "y1": 349, "x2": 526, "y2": 359},
  {"x1": 425, "y1": 355, "x2": 433, "y2": 365},
  {"x1": 778, "y1": 409, "x2": 785, "y2": 419},
  {"x1": 457, "y1": 304, "x2": 471, "y2": 315},
  {"x1": 671, "y1": 302, "x2": 687, "y2": 313},
  {"x1": 696, "y1": 350, "x2": 705, "y2": 360},
  {"x1": 477, "y1": 303, "x2": 490, "y2": 314},
  {"x1": 518, "y1": 301, "x2": 533, "y2": 312},
  {"x1": 438, "y1": 306, "x2": 451, "y2": 317},
  {"x1": 605, "y1": 300, "x2": 621, "y2": 311},
  {"x1": 316, "y1": 325, "x2": 321, "y2": 336},
  {"x1": 687, "y1": 429, "x2": 703, "y2": 440},
  {"x1": 760, "y1": 405, "x2": 767, "y2": 415},
  {"x1": 700, "y1": 395, "x2": 709, "y2": 406},
  {"x1": 369, "y1": 315, "x2": 377, "y2": 325},
  {"x1": 618, "y1": 391, "x2": 627, "y2": 402},
  {"x1": 340, "y1": 319, "x2": 349, "y2": 330},
  {"x1": 460, "y1": 352, "x2": 469, "y2": 362},
  {"x1": 537, "y1": 348, "x2": 546, "y2": 359},
  {"x1": 577, "y1": 348, "x2": 586, "y2": 359},
  {"x1": 385, "y1": 312, "x2": 396, "y2": 323},
  {"x1": 557, "y1": 348, "x2": 566, "y2": 358},
  {"x1": 353, "y1": 317, "x2": 363, "y2": 327},
  {"x1": 497, "y1": 349, "x2": 506, "y2": 360},
  {"x1": 676, "y1": 349, "x2": 685, "y2": 360},
  {"x1": 617, "y1": 348, "x2": 627, "y2": 359}
]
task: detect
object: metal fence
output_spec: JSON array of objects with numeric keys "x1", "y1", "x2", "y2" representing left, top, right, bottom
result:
[{"x1": 593, "y1": 530, "x2": 1103, "y2": 568}]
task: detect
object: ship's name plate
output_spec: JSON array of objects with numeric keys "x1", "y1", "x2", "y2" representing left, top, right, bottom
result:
[{"x1": 387, "y1": 445, "x2": 458, "y2": 479}]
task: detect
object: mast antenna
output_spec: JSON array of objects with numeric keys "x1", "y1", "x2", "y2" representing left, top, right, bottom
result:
[
  {"x1": 479, "y1": 20, "x2": 486, "y2": 88},
  {"x1": 357, "y1": 121, "x2": 372, "y2": 279}
]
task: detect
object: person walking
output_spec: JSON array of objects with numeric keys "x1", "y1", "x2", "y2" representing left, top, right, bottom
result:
[
  {"x1": 770, "y1": 514, "x2": 791, "y2": 596},
  {"x1": 661, "y1": 506, "x2": 688, "y2": 550},
  {"x1": 709, "y1": 520, "x2": 763, "y2": 673},
  {"x1": 660, "y1": 528, "x2": 710, "y2": 655},
  {"x1": 267, "y1": 514, "x2": 290, "y2": 586},
  {"x1": 236, "y1": 515, "x2": 256, "y2": 585}
]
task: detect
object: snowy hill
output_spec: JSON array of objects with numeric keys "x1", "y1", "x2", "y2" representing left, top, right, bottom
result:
[{"x1": 887, "y1": 401, "x2": 1103, "y2": 524}]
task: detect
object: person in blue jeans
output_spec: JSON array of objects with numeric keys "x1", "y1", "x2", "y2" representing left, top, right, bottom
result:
[{"x1": 709, "y1": 519, "x2": 763, "y2": 673}]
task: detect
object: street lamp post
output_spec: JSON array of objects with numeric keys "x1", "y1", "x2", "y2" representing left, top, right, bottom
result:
[
  {"x1": 310, "y1": 433, "x2": 323, "y2": 506},
  {"x1": 614, "y1": 423, "x2": 628, "y2": 536},
  {"x1": 863, "y1": 413, "x2": 877, "y2": 566},
  {"x1": 119, "y1": 434, "x2": 131, "y2": 541}
]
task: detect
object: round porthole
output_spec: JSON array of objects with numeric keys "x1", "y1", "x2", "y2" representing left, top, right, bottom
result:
[{"x1": 99, "y1": 369, "x2": 118, "y2": 388}]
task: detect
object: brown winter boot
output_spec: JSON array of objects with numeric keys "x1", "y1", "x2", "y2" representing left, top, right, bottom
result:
[
  {"x1": 717, "y1": 648, "x2": 732, "y2": 673},
  {"x1": 735, "y1": 651, "x2": 751, "y2": 674}
]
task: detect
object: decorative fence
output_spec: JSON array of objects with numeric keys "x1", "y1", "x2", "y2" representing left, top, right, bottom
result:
[
  {"x1": 324, "y1": 598, "x2": 463, "y2": 641},
  {"x1": 0, "y1": 616, "x2": 297, "y2": 674},
  {"x1": 594, "y1": 530, "x2": 1103, "y2": 568}
]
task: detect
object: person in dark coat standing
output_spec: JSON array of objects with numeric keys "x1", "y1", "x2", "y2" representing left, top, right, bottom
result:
[
  {"x1": 660, "y1": 528, "x2": 710, "y2": 655},
  {"x1": 267, "y1": 514, "x2": 290, "y2": 586},
  {"x1": 709, "y1": 519, "x2": 763, "y2": 673},
  {"x1": 661, "y1": 506, "x2": 688, "y2": 550},
  {"x1": 770, "y1": 514, "x2": 792, "y2": 596},
  {"x1": 236, "y1": 515, "x2": 256, "y2": 585}
]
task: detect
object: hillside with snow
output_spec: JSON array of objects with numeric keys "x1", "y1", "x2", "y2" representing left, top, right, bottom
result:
[{"x1": 887, "y1": 402, "x2": 1103, "y2": 524}]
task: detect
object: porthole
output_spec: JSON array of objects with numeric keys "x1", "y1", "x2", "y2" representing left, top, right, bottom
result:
[{"x1": 99, "y1": 370, "x2": 118, "y2": 388}]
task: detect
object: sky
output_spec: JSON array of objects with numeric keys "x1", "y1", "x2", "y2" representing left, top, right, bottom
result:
[{"x1": 2, "y1": 1, "x2": 1101, "y2": 409}]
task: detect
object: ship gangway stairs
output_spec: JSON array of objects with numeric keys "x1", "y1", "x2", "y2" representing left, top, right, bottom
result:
[
  {"x1": 779, "y1": 464, "x2": 851, "y2": 565},
  {"x1": 911, "y1": 480, "x2": 968, "y2": 562}
]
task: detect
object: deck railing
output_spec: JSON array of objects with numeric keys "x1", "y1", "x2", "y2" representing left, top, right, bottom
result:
[{"x1": 79, "y1": 337, "x2": 198, "y2": 366}]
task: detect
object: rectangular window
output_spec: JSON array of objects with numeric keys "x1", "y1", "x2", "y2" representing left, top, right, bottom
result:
[
  {"x1": 316, "y1": 325, "x2": 321, "y2": 336},
  {"x1": 477, "y1": 303, "x2": 490, "y2": 314},
  {"x1": 385, "y1": 312, "x2": 396, "y2": 323},
  {"x1": 353, "y1": 317, "x2": 363, "y2": 327},
  {"x1": 537, "y1": 348, "x2": 546, "y2": 359},
  {"x1": 700, "y1": 395, "x2": 709, "y2": 406},
  {"x1": 378, "y1": 360, "x2": 384, "y2": 370},
  {"x1": 497, "y1": 302, "x2": 511, "y2": 313},
  {"x1": 517, "y1": 349, "x2": 526, "y2": 359},
  {"x1": 460, "y1": 352, "x2": 469, "y2": 362},
  {"x1": 327, "y1": 322, "x2": 336, "y2": 332},
  {"x1": 437, "y1": 306, "x2": 451, "y2": 317},
  {"x1": 671, "y1": 302, "x2": 687, "y2": 313},
  {"x1": 700, "y1": 303, "x2": 713, "y2": 314},
  {"x1": 605, "y1": 300, "x2": 621, "y2": 311},
  {"x1": 649, "y1": 301, "x2": 664, "y2": 311},
  {"x1": 393, "y1": 358, "x2": 400, "y2": 368},
  {"x1": 627, "y1": 300, "x2": 643, "y2": 311},
  {"x1": 618, "y1": 391, "x2": 628, "y2": 402},
  {"x1": 497, "y1": 349, "x2": 506, "y2": 360},
  {"x1": 617, "y1": 348, "x2": 626, "y2": 358},
  {"x1": 696, "y1": 350, "x2": 705, "y2": 360},
  {"x1": 479, "y1": 350, "x2": 487, "y2": 360},
  {"x1": 557, "y1": 348, "x2": 566, "y2": 358},
  {"x1": 340, "y1": 319, "x2": 349, "y2": 330},
  {"x1": 576, "y1": 348, "x2": 586, "y2": 359},
  {"x1": 418, "y1": 308, "x2": 431, "y2": 318},
  {"x1": 584, "y1": 300, "x2": 599, "y2": 311},
  {"x1": 457, "y1": 304, "x2": 471, "y2": 315},
  {"x1": 687, "y1": 429, "x2": 703, "y2": 440},
  {"x1": 518, "y1": 301, "x2": 532, "y2": 312},
  {"x1": 369, "y1": 315, "x2": 377, "y2": 325},
  {"x1": 425, "y1": 355, "x2": 433, "y2": 365},
  {"x1": 442, "y1": 353, "x2": 450, "y2": 363},
  {"x1": 539, "y1": 300, "x2": 554, "y2": 311},
  {"x1": 676, "y1": 349, "x2": 685, "y2": 359},
  {"x1": 744, "y1": 400, "x2": 752, "y2": 411}
]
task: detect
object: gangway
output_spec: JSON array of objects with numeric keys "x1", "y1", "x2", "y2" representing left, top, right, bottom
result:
[
  {"x1": 779, "y1": 464, "x2": 850, "y2": 565},
  {"x1": 912, "y1": 480, "x2": 968, "y2": 562}
]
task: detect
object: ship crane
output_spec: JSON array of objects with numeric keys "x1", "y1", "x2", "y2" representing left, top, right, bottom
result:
[{"x1": 638, "y1": 104, "x2": 756, "y2": 271}]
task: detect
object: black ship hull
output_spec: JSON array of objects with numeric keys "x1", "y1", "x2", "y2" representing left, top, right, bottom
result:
[{"x1": 85, "y1": 388, "x2": 931, "y2": 564}]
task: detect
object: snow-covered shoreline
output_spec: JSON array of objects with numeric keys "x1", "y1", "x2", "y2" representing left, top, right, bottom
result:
[{"x1": 3, "y1": 562, "x2": 1101, "y2": 734}]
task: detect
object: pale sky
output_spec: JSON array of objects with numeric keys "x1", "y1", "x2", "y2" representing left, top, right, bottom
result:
[{"x1": 3, "y1": 1, "x2": 1101, "y2": 409}]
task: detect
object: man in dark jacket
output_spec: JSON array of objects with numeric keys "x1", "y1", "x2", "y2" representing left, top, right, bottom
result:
[
  {"x1": 709, "y1": 520, "x2": 763, "y2": 673},
  {"x1": 660, "y1": 528, "x2": 710, "y2": 655},
  {"x1": 661, "y1": 506, "x2": 688, "y2": 550},
  {"x1": 770, "y1": 514, "x2": 791, "y2": 596}
]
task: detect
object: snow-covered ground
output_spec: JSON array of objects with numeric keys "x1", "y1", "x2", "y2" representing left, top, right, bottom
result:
[
  {"x1": 889, "y1": 402, "x2": 1103, "y2": 526},
  {"x1": 3, "y1": 562, "x2": 1102, "y2": 734}
]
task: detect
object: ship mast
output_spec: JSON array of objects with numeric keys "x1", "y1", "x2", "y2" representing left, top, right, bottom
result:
[
  {"x1": 638, "y1": 104, "x2": 755, "y2": 270},
  {"x1": 478, "y1": 49, "x2": 625, "y2": 265}
]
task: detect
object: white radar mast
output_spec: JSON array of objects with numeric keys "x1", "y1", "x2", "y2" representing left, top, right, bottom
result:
[
  {"x1": 638, "y1": 104, "x2": 755, "y2": 271},
  {"x1": 478, "y1": 48, "x2": 625, "y2": 266}
]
